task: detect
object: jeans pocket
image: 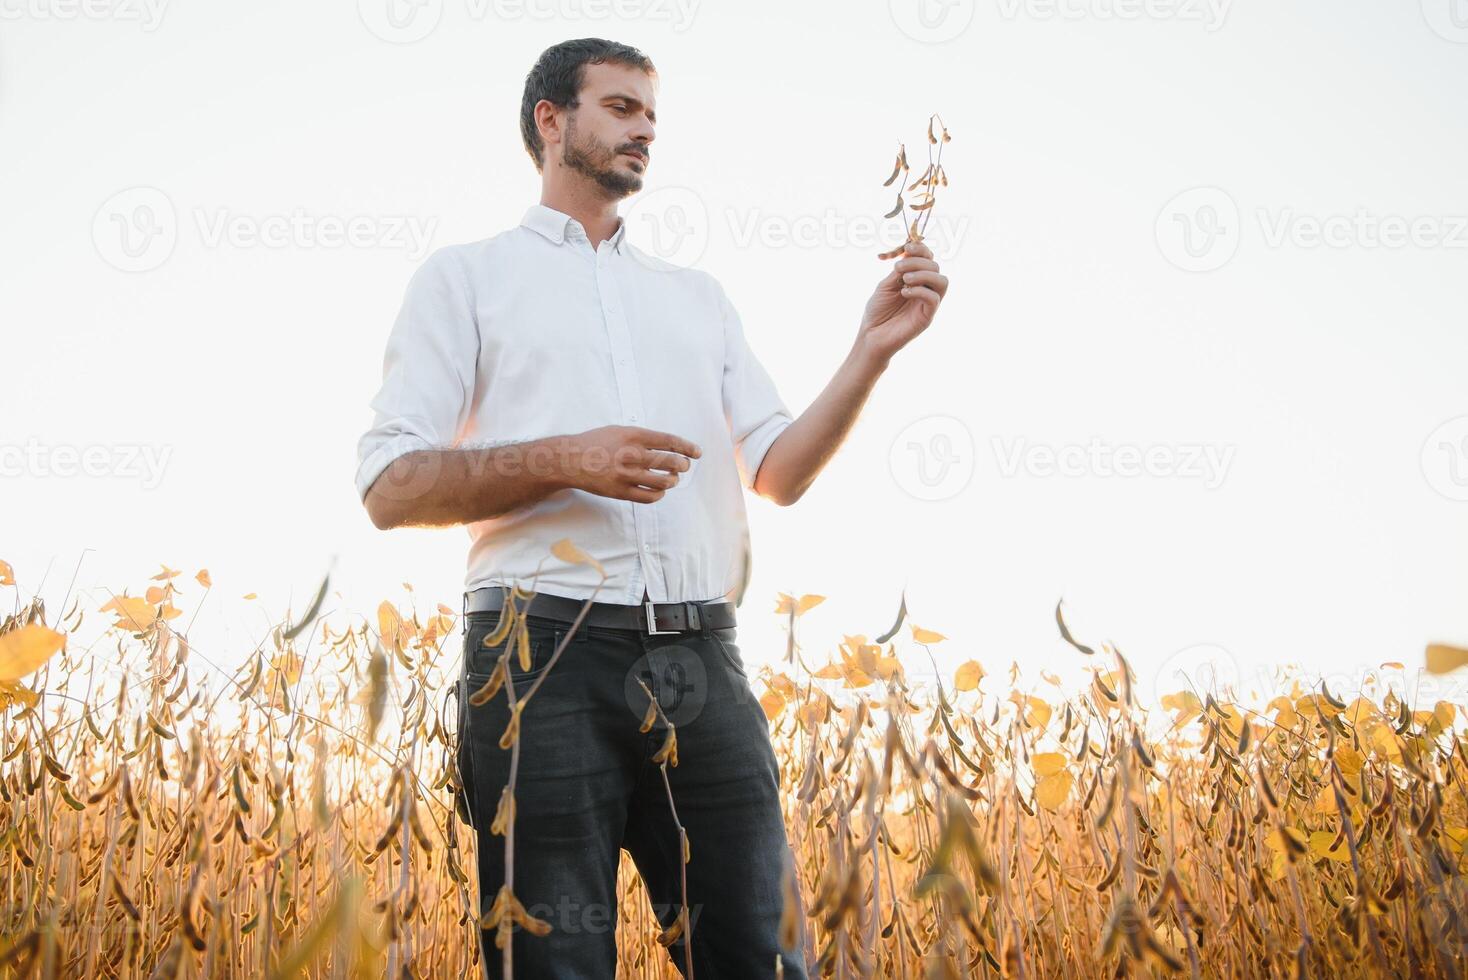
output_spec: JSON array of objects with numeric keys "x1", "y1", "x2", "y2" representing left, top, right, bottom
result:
[
  {"x1": 710, "y1": 626, "x2": 748, "y2": 678},
  {"x1": 463, "y1": 613, "x2": 560, "y2": 685}
]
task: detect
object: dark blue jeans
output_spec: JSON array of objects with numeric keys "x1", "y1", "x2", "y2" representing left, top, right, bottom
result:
[{"x1": 455, "y1": 607, "x2": 811, "y2": 979}]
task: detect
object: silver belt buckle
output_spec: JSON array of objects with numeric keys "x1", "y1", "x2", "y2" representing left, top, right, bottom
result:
[{"x1": 644, "y1": 600, "x2": 677, "y2": 635}]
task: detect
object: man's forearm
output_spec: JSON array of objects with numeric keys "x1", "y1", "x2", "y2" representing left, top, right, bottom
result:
[
  {"x1": 365, "y1": 437, "x2": 574, "y2": 529},
  {"x1": 752, "y1": 338, "x2": 889, "y2": 506}
]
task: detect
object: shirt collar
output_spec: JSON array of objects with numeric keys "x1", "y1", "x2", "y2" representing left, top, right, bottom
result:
[{"x1": 520, "y1": 203, "x2": 626, "y2": 254}]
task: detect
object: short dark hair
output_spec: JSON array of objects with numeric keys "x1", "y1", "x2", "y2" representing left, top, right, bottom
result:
[{"x1": 520, "y1": 38, "x2": 656, "y2": 172}]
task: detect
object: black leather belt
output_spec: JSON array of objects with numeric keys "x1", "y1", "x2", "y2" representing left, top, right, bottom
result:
[{"x1": 463, "y1": 586, "x2": 736, "y2": 635}]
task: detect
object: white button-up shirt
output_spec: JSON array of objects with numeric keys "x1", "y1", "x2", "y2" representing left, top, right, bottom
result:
[{"x1": 355, "y1": 203, "x2": 794, "y2": 605}]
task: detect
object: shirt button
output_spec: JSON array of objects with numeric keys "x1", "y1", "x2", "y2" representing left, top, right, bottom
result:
[{"x1": 643, "y1": 544, "x2": 652, "y2": 552}]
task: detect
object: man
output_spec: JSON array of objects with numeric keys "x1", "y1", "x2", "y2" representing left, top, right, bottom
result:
[{"x1": 355, "y1": 37, "x2": 948, "y2": 979}]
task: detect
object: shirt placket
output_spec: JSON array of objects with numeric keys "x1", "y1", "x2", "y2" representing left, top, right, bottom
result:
[{"x1": 592, "y1": 236, "x2": 665, "y2": 601}]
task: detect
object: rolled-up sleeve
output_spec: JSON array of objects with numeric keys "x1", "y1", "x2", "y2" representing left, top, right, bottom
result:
[
  {"x1": 716, "y1": 281, "x2": 794, "y2": 492},
  {"x1": 354, "y1": 247, "x2": 479, "y2": 503}
]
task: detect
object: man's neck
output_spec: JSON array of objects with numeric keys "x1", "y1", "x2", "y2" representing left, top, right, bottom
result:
[{"x1": 539, "y1": 191, "x2": 622, "y2": 250}]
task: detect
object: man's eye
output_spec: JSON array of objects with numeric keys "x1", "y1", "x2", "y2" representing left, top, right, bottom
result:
[{"x1": 612, "y1": 104, "x2": 628, "y2": 113}]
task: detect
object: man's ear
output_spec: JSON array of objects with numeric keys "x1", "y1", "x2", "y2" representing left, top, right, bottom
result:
[{"x1": 536, "y1": 100, "x2": 563, "y2": 154}]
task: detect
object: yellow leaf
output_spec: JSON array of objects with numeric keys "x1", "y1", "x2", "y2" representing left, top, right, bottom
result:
[
  {"x1": 796, "y1": 594, "x2": 825, "y2": 614},
  {"x1": 1435, "y1": 701, "x2": 1457, "y2": 730},
  {"x1": 243, "y1": 592, "x2": 257, "y2": 600},
  {"x1": 1335, "y1": 746, "x2": 1364, "y2": 777},
  {"x1": 769, "y1": 673, "x2": 799, "y2": 700},
  {"x1": 1370, "y1": 724, "x2": 1403, "y2": 763},
  {"x1": 195, "y1": 568, "x2": 211, "y2": 588},
  {"x1": 813, "y1": 662, "x2": 843, "y2": 680},
  {"x1": 1160, "y1": 690, "x2": 1202, "y2": 725},
  {"x1": 953, "y1": 660, "x2": 985, "y2": 692},
  {"x1": 1024, "y1": 696, "x2": 1052, "y2": 730},
  {"x1": 1268, "y1": 695, "x2": 1301, "y2": 730},
  {"x1": 1032, "y1": 752, "x2": 1067, "y2": 777},
  {"x1": 150, "y1": 564, "x2": 180, "y2": 581},
  {"x1": 910, "y1": 624, "x2": 946, "y2": 644},
  {"x1": 1308, "y1": 831, "x2": 1350, "y2": 862},
  {"x1": 797, "y1": 694, "x2": 830, "y2": 730},
  {"x1": 1035, "y1": 771, "x2": 1073, "y2": 811},
  {"x1": 0, "y1": 623, "x2": 66, "y2": 681},
  {"x1": 759, "y1": 690, "x2": 785, "y2": 721},
  {"x1": 100, "y1": 595, "x2": 157, "y2": 631},
  {"x1": 550, "y1": 538, "x2": 605, "y2": 576},
  {"x1": 377, "y1": 602, "x2": 403, "y2": 644},
  {"x1": 0, "y1": 679, "x2": 39, "y2": 710},
  {"x1": 0, "y1": 560, "x2": 13, "y2": 586},
  {"x1": 1426, "y1": 643, "x2": 1468, "y2": 674}
]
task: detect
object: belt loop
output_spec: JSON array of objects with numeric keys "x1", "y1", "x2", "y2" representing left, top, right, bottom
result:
[{"x1": 688, "y1": 601, "x2": 708, "y2": 638}]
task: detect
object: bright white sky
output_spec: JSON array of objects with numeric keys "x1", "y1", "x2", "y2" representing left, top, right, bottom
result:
[{"x1": 3, "y1": 0, "x2": 1467, "y2": 708}]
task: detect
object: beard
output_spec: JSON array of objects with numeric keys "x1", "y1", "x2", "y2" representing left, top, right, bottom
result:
[{"x1": 560, "y1": 114, "x2": 644, "y2": 197}]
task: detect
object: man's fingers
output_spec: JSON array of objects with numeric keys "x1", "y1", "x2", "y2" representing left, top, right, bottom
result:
[
  {"x1": 634, "y1": 470, "x2": 679, "y2": 491},
  {"x1": 901, "y1": 270, "x2": 949, "y2": 296},
  {"x1": 900, "y1": 284, "x2": 942, "y2": 307},
  {"x1": 622, "y1": 485, "x2": 666, "y2": 504},
  {"x1": 893, "y1": 256, "x2": 938, "y2": 274},
  {"x1": 636, "y1": 428, "x2": 702, "y2": 459},
  {"x1": 645, "y1": 450, "x2": 691, "y2": 474}
]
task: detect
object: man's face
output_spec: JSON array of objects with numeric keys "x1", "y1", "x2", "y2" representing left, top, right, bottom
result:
[{"x1": 557, "y1": 62, "x2": 657, "y2": 198}]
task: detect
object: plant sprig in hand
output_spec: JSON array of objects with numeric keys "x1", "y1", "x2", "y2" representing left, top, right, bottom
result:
[{"x1": 877, "y1": 113, "x2": 950, "y2": 260}]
